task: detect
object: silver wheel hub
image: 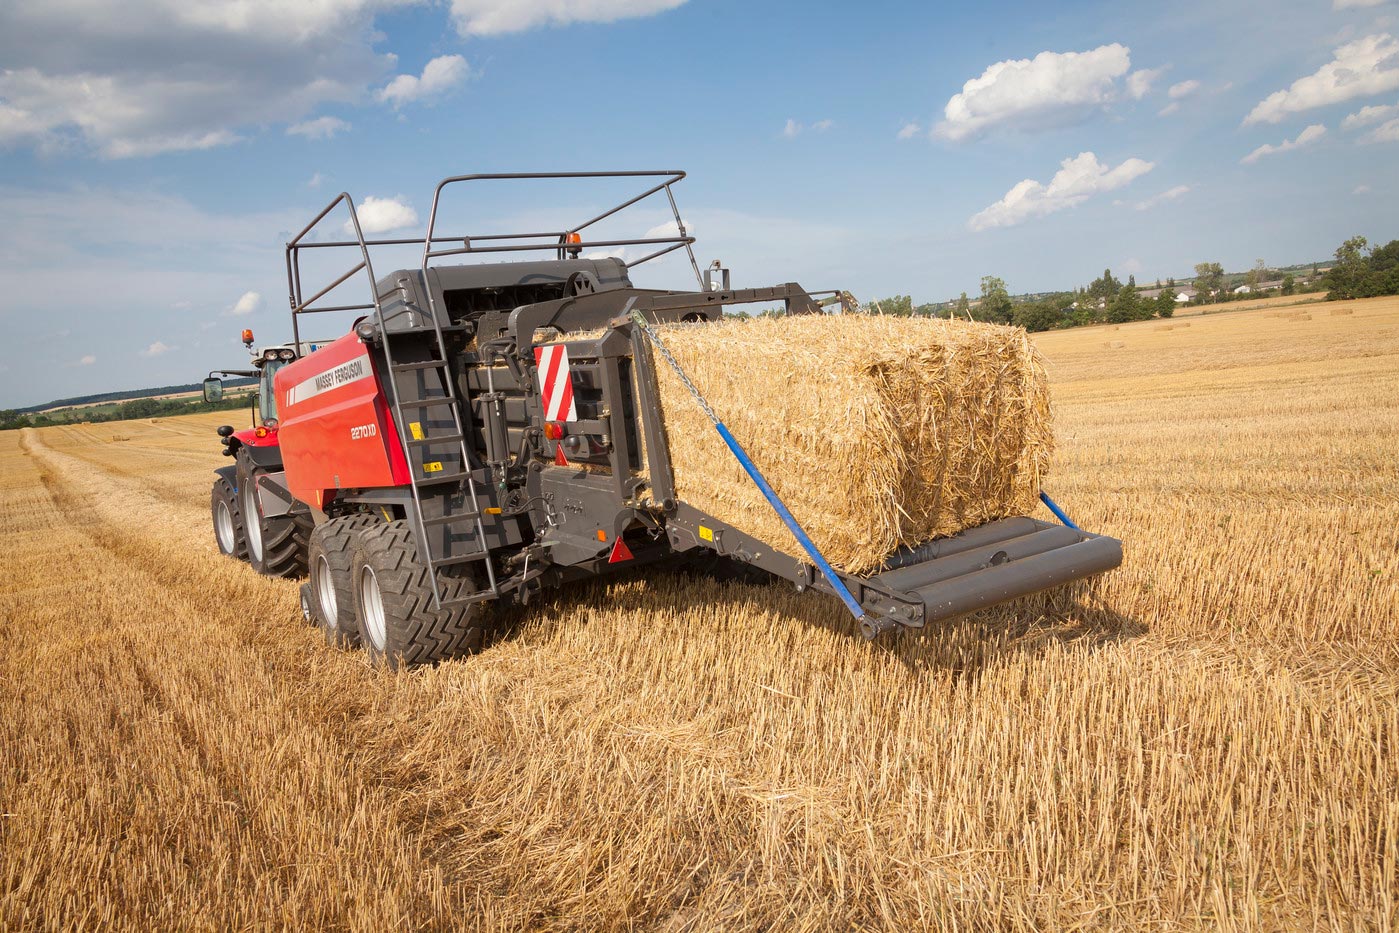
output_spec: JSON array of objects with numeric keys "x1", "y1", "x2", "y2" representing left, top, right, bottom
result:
[
  {"x1": 215, "y1": 499, "x2": 235, "y2": 553},
  {"x1": 241, "y1": 482, "x2": 263, "y2": 562},
  {"x1": 315, "y1": 554, "x2": 338, "y2": 630},
  {"x1": 360, "y1": 566, "x2": 387, "y2": 652}
]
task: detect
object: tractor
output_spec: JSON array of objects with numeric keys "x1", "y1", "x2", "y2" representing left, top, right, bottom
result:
[{"x1": 204, "y1": 171, "x2": 1121, "y2": 667}]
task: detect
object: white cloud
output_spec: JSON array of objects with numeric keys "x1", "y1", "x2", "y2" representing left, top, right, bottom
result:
[
  {"x1": 376, "y1": 54, "x2": 470, "y2": 108},
  {"x1": 1168, "y1": 79, "x2": 1201, "y2": 99},
  {"x1": 353, "y1": 195, "x2": 418, "y2": 233},
  {"x1": 811, "y1": 118, "x2": 834, "y2": 132},
  {"x1": 1241, "y1": 123, "x2": 1327, "y2": 163},
  {"x1": 1121, "y1": 184, "x2": 1191, "y2": 211},
  {"x1": 1157, "y1": 102, "x2": 1181, "y2": 116},
  {"x1": 1366, "y1": 116, "x2": 1399, "y2": 140},
  {"x1": 1126, "y1": 67, "x2": 1165, "y2": 100},
  {"x1": 77, "y1": 355, "x2": 96, "y2": 366},
  {"x1": 1334, "y1": 0, "x2": 1386, "y2": 8},
  {"x1": 307, "y1": 172, "x2": 326, "y2": 188},
  {"x1": 969, "y1": 151, "x2": 1154, "y2": 231},
  {"x1": 0, "y1": 1, "x2": 405, "y2": 158},
  {"x1": 896, "y1": 121, "x2": 921, "y2": 139},
  {"x1": 1354, "y1": 183, "x2": 1373, "y2": 193},
  {"x1": 1244, "y1": 34, "x2": 1399, "y2": 124},
  {"x1": 1342, "y1": 100, "x2": 1399, "y2": 127},
  {"x1": 141, "y1": 341, "x2": 176, "y2": 357},
  {"x1": 936, "y1": 44, "x2": 1134, "y2": 141},
  {"x1": 643, "y1": 219, "x2": 694, "y2": 239},
  {"x1": 230, "y1": 291, "x2": 262, "y2": 315},
  {"x1": 287, "y1": 116, "x2": 350, "y2": 139},
  {"x1": 448, "y1": 0, "x2": 686, "y2": 35},
  {"x1": 782, "y1": 118, "x2": 802, "y2": 138}
]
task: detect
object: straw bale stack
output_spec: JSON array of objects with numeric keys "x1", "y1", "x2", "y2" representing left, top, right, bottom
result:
[{"x1": 644, "y1": 314, "x2": 1052, "y2": 574}]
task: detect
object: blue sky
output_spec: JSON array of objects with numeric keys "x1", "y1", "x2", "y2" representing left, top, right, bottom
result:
[{"x1": 3, "y1": 0, "x2": 1397, "y2": 407}]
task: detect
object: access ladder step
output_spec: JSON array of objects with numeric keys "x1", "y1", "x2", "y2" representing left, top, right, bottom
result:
[
  {"x1": 399, "y1": 396, "x2": 458, "y2": 408},
  {"x1": 392, "y1": 359, "x2": 449, "y2": 372},
  {"x1": 421, "y1": 512, "x2": 479, "y2": 526},
  {"x1": 407, "y1": 433, "x2": 465, "y2": 446},
  {"x1": 432, "y1": 553, "x2": 488, "y2": 568},
  {"x1": 415, "y1": 471, "x2": 473, "y2": 486}
]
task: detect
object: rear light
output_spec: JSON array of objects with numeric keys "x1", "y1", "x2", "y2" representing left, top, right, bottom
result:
[
  {"x1": 255, "y1": 426, "x2": 270, "y2": 438},
  {"x1": 262, "y1": 418, "x2": 278, "y2": 430},
  {"x1": 263, "y1": 348, "x2": 279, "y2": 361},
  {"x1": 277, "y1": 348, "x2": 295, "y2": 361},
  {"x1": 543, "y1": 422, "x2": 564, "y2": 440}
]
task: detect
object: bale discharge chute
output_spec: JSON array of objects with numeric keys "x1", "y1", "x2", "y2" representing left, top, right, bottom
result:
[{"x1": 204, "y1": 170, "x2": 1122, "y2": 666}]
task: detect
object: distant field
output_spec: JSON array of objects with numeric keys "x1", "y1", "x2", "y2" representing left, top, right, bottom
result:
[
  {"x1": 1172, "y1": 290, "x2": 1326, "y2": 317},
  {"x1": 2, "y1": 296, "x2": 1396, "y2": 929},
  {"x1": 37, "y1": 385, "x2": 256, "y2": 421}
]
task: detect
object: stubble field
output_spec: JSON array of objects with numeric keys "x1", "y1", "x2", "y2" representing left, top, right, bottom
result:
[{"x1": 2, "y1": 297, "x2": 1397, "y2": 931}]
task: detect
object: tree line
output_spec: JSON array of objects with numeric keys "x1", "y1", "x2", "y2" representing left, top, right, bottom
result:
[{"x1": 1, "y1": 392, "x2": 254, "y2": 432}]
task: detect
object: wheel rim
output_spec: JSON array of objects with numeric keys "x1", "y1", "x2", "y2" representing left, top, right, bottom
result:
[
  {"x1": 241, "y1": 483, "x2": 263, "y2": 562},
  {"x1": 215, "y1": 499, "x2": 235, "y2": 553},
  {"x1": 314, "y1": 554, "x2": 338, "y2": 630},
  {"x1": 359, "y1": 566, "x2": 387, "y2": 652}
]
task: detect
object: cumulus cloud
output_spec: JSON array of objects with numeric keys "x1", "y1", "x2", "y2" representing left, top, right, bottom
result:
[
  {"x1": 76, "y1": 355, "x2": 96, "y2": 366},
  {"x1": 782, "y1": 118, "x2": 802, "y2": 138},
  {"x1": 935, "y1": 44, "x2": 1140, "y2": 141},
  {"x1": 1120, "y1": 184, "x2": 1191, "y2": 211},
  {"x1": 643, "y1": 219, "x2": 694, "y2": 239},
  {"x1": 307, "y1": 172, "x2": 326, "y2": 188},
  {"x1": 1342, "y1": 100, "x2": 1399, "y2": 127},
  {"x1": 229, "y1": 291, "x2": 262, "y2": 315},
  {"x1": 969, "y1": 151, "x2": 1154, "y2": 231},
  {"x1": 287, "y1": 116, "x2": 350, "y2": 139},
  {"x1": 353, "y1": 196, "x2": 418, "y2": 233},
  {"x1": 448, "y1": 0, "x2": 687, "y2": 35},
  {"x1": 1334, "y1": 0, "x2": 1386, "y2": 8},
  {"x1": 141, "y1": 341, "x2": 175, "y2": 357},
  {"x1": 0, "y1": 1, "x2": 406, "y2": 157},
  {"x1": 811, "y1": 118, "x2": 834, "y2": 132},
  {"x1": 1354, "y1": 184, "x2": 1373, "y2": 193},
  {"x1": 1241, "y1": 123, "x2": 1327, "y2": 163},
  {"x1": 1366, "y1": 117, "x2": 1399, "y2": 140},
  {"x1": 376, "y1": 54, "x2": 470, "y2": 107},
  {"x1": 896, "y1": 121, "x2": 922, "y2": 139},
  {"x1": 1126, "y1": 67, "x2": 1166, "y2": 99},
  {"x1": 1244, "y1": 34, "x2": 1399, "y2": 124}
]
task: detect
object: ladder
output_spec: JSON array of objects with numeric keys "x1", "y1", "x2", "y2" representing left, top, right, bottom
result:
[{"x1": 378, "y1": 300, "x2": 500, "y2": 610}]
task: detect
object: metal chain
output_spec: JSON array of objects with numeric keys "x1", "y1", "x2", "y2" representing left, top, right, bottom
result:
[{"x1": 628, "y1": 310, "x2": 719, "y2": 424}]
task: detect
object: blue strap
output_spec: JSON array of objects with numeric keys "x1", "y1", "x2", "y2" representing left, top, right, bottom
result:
[
  {"x1": 1039, "y1": 491, "x2": 1081, "y2": 531},
  {"x1": 714, "y1": 422, "x2": 866, "y2": 622}
]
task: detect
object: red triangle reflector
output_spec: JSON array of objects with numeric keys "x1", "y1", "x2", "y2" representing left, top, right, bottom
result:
[
  {"x1": 554, "y1": 445, "x2": 569, "y2": 466},
  {"x1": 608, "y1": 538, "x2": 633, "y2": 563}
]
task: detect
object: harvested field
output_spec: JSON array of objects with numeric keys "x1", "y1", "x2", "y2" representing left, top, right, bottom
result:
[{"x1": 3, "y1": 295, "x2": 1399, "y2": 930}]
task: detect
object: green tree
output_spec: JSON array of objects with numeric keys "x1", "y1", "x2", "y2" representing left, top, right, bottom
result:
[
  {"x1": 1193, "y1": 261, "x2": 1224, "y2": 302},
  {"x1": 1325, "y1": 236, "x2": 1372, "y2": 300},
  {"x1": 1281, "y1": 274, "x2": 1295, "y2": 296},
  {"x1": 1106, "y1": 282, "x2": 1142, "y2": 323},
  {"x1": 1156, "y1": 288, "x2": 1177, "y2": 318},
  {"x1": 1087, "y1": 268, "x2": 1121, "y2": 303},
  {"x1": 868, "y1": 295, "x2": 914, "y2": 316},
  {"x1": 1013, "y1": 297, "x2": 1064, "y2": 332},
  {"x1": 977, "y1": 276, "x2": 1014, "y2": 324},
  {"x1": 954, "y1": 292, "x2": 971, "y2": 319}
]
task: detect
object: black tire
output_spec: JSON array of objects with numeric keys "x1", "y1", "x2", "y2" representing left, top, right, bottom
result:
[
  {"x1": 350, "y1": 520, "x2": 490, "y2": 669},
  {"x1": 239, "y1": 466, "x2": 309, "y2": 578},
  {"x1": 308, "y1": 514, "x2": 380, "y2": 648},
  {"x1": 211, "y1": 475, "x2": 247, "y2": 561}
]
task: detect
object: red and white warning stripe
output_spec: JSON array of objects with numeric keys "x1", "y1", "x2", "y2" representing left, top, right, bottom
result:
[{"x1": 533, "y1": 343, "x2": 577, "y2": 422}]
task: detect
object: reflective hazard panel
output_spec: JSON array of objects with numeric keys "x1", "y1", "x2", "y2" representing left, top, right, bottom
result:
[
  {"x1": 533, "y1": 344, "x2": 578, "y2": 422},
  {"x1": 608, "y1": 538, "x2": 634, "y2": 563}
]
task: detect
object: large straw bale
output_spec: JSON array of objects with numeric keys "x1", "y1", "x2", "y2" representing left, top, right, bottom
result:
[{"x1": 645, "y1": 314, "x2": 1052, "y2": 574}]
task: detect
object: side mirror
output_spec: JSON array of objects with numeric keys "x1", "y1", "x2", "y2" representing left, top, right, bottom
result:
[{"x1": 203, "y1": 377, "x2": 224, "y2": 403}]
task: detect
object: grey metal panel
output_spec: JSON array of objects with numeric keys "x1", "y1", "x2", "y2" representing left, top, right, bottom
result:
[{"x1": 875, "y1": 524, "x2": 1083, "y2": 593}]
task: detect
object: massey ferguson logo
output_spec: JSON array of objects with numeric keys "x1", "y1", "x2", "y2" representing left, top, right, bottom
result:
[
  {"x1": 314, "y1": 358, "x2": 365, "y2": 393},
  {"x1": 287, "y1": 351, "x2": 372, "y2": 406}
]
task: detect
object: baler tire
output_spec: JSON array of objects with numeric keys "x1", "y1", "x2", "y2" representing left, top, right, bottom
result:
[
  {"x1": 211, "y1": 476, "x2": 247, "y2": 561},
  {"x1": 308, "y1": 514, "x2": 380, "y2": 648},
  {"x1": 350, "y1": 520, "x2": 489, "y2": 669},
  {"x1": 240, "y1": 471, "x2": 310, "y2": 579}
]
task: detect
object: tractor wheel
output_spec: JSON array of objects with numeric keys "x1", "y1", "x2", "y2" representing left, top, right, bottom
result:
[
  {"x1": 239, "y1": 471, "x2": 310, "y2": 578},
  {"x1": 350, "y1": 520, "x2": 489, "y2": 669},
  {"x1": 307, "y1": 514, "x2": 380, "y2": 648},
  {"x1": 211, "y1": 475, "x2": 247, "y2": 561}
]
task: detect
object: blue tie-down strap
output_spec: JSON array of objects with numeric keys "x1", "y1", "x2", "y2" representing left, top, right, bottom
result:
[
  {"x1": 1039, "y1": 491, "x2": 1081, "y2": 532},
  {"x1": 713, "y1": 422, "x2": 866, "y2": 623}
]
